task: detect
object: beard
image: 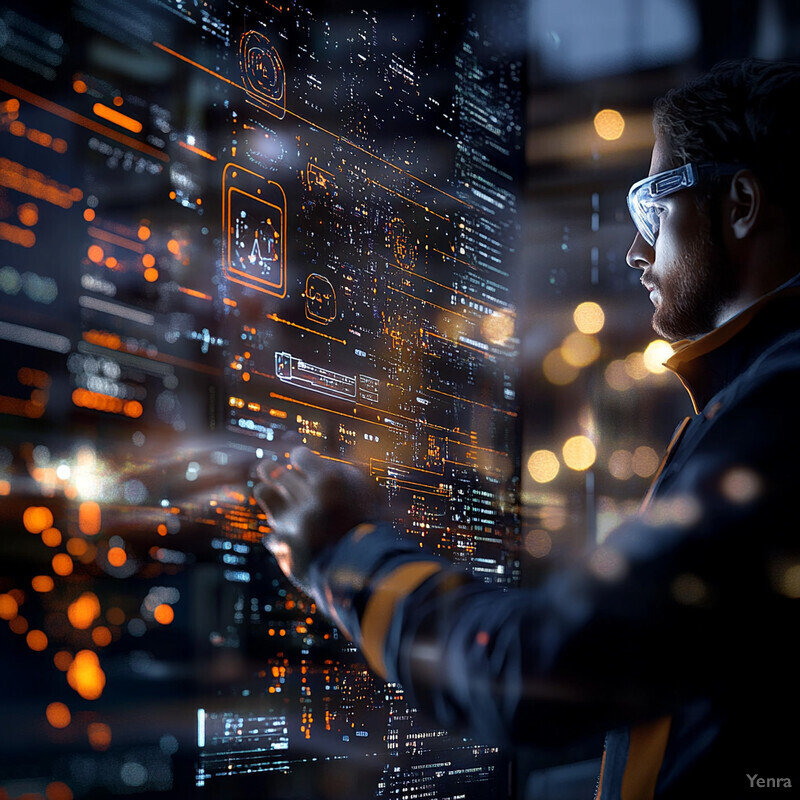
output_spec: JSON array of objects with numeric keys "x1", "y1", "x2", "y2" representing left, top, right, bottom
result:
[{"x1": 650, "y1": 225, "x2": 736, "y2": 341}]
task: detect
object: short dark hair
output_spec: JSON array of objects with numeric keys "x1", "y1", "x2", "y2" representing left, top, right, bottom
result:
[{"x1": 653, "y1": 58, "x2": 800, "y2": 211}]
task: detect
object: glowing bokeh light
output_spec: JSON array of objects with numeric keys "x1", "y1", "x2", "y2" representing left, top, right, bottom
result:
[
  {"x1": 562, "y1": 435, "x2": 597, "y2": 471},
  {"x1": 593, "y1": 108, "x2": 625, "y2": 141},
  {"x1": 573, "y1": 301, "x2": 605, "y2": 334},
  {"x1": 643, "y1": 339, "x2": 673, "y2": 374},
  {"x1": 561, "y1": 331, "x2": 600, "y2": 368},
  {"x1": 527, "y1": 449, "x2": 560, "y2": 483},
  {"x1": 67, "y1": 649, "x2": 106, "y2": 700},
  {"x1": 46, "y1": 701, "x2": 71, "y2": 729}
]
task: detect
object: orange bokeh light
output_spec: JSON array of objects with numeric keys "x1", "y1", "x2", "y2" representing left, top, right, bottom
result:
[
  {"x1": 27, "y1": 629, "x2": 48, "y2": 651},
  {"x1": 0, "y1": 593, "x2": 19, "y2": 620},
  {"x1": 91, "y1": 626, "x2": 112, "y2": 647},
  {"x1": 67, "y1": 593, "x2": 101, "y2": 630},
  {"x1": 107, "y1": 546, "x2": 127, "y2": 567},
  {"x1": 88, "y1": 721, "x2": 112, "y2": 751},
  {"x1": 51, "y1": 553, "x2": 74, "y2": 576},
  {"x1": 78, "y1": 501, "x2": 101, "y2": 535},
  {"x1": 46, "y1": 701, "x2": 71, "y2": 728},
  {"x1": 67, "y1": 649, "x2": 106, "y2": 700},
  {"x1": 153, "y1": 603, "x2": 174, "y2": 625},
  {"x1": 41, "y1": 527, "x2": 62, "y2": 547},
  {"x1": 23, "y1": 505, "x2": 54, "y2": 534},
  {"x1": 32, "y1": 575, "x2": 55, "y2": 593}
]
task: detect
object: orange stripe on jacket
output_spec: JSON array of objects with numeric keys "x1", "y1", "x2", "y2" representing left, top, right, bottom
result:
[{"x1": 361, "y1": 561, "x2": 442, "y2": 679}]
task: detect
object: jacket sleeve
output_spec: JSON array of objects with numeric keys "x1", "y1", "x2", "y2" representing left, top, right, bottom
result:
[{"x1": 305, "y1": 365, "x2": 800, "y2": 749}]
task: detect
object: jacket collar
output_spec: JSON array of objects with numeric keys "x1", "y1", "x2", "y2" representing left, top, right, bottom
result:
[{"x1": 664, "y1": 272, "x2": 800, "y2": 413}]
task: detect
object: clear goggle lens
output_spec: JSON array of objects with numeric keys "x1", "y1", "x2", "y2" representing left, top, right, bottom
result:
[{"x1": 626, "y1": 162, "x2": 742, "y2": 246}]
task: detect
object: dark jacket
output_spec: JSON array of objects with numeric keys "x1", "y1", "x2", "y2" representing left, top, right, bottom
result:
[{"x1": 308, "y1": 274, "x2": 800, "y2": 799}]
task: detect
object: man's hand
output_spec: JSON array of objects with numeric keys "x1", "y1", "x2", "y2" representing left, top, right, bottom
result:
[{"x1": 253, "y1": 446, "x2": 382, "y2": 594}]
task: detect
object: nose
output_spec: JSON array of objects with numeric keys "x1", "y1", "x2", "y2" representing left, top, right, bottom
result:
[{"x1": 626, "y1": 231, "x2": 654, "y2": 270}]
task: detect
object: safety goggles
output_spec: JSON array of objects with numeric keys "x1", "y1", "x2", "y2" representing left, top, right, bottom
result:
[{"x1": 627, "y1": 162, "x2": 742, "y2": 246}]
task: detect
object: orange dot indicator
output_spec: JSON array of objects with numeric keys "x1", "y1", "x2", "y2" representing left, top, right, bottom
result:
[
  {"x1": 83, "y1": 208, "x2": 95, "y2": 222},
  {"x1": 42, "y1": 527, "x2": 62, "y2": 547},
  {"x1": 137, "y1": 225, "x2": 151, "y2": 241},
  {"x1": 144, "y1": 267, "x2": 159, "y2": 283},
  {"x1": 142, "y1": 253, "x2": 155, "y2": 268}
]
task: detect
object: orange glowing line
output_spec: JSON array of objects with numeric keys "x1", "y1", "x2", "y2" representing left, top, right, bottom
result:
[
  {"x1": 373, "y1": 477, "x2": 451, "y2": 495},
  {"x1": 152, "y1": 42, "x2": 241, "y2": 88},
  {"x1": 269, "y1": 392, "x2": 394, "y2": 429},
  {"x1": 426, "y1": 386, "x2": 517, "y2": 417},
  {"x1": 223, "y1": 297, "x2": 238, "y2": 307},
  {"x1": 363, "y1": 175, "x2": 449, "y2": 221},
  {"x1": 0, "y1": 78, "x2": 168, "y2": 162},
  {"x1": 179, "y1": 140, "x2": 217, "y2": 161},
  {"x1": 151, "y1": 43, "x2": 470, "y2": 210},
  {"x1": 370, "y1": 457, "x2": 443, "y2": 477},
  {"x1": 92, "y1": 102, "x2": 142, "y2": 133},
  {"x1": 389, "y1": 286, "x2": 471, "y2": 322},
  {"x1": 385, "y1": 259, "x2": 510, "y2": 312},
  {"x1": 266, "y1": 313, "x2": 346, "y2": 344},
  {"x1": 88, "y1": 225, "x2": 144, "y2": 253},
  {"x1": 178, "y1": 286, "x2": 212, "y2": 300}
]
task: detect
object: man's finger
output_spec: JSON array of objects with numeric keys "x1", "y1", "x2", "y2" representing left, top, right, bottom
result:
[
  {"x1": 253, "y1": 482, "x2": 286, "y2": 521},
  {"x1": 289, "y1": 445, "x2": 325, "y2": 475}
]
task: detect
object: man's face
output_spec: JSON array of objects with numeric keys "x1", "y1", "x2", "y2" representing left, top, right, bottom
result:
[{"x1": 626, "y1": 134, "x2": 734, "y2": 341}]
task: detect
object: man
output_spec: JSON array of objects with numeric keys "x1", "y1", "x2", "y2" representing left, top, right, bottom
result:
[{"x1": 254, "y1": 59, "x2": 800, "y2": 798}]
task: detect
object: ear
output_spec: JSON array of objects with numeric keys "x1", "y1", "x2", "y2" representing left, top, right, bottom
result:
[{"x1": 727, "y1": 169, "x2": 764, "y2": 240}]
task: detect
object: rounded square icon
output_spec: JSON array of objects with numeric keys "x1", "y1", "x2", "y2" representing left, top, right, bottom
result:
[
  {"x1": 223, "y1": 164, "x2": 287, "y2": 298},
  {"x1": 304, "y1": 274, "x2": 337, "y2": 324},
  {"x1": 239, "y1": 31, "x2": 286, "y2": 120}
]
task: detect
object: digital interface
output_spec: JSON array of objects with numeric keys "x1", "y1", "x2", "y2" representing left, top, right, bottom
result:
[{"x1": 0, "y1": 1, "x2": 524, "y2": 797}]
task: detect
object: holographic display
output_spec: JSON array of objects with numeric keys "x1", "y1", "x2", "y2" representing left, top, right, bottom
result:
[{"x1": 0, "y1": 1, "x2": 524, "y2": 797}]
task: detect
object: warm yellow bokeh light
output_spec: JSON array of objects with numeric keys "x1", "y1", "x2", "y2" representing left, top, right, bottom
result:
[
  {"x1": 562, "y1": 435, "x2": 597, "y2": 471},
  {"x1": 527, "y1": 449, "x2": 560, "y2": 483},
  {"x1": 605, "y1": 360, "x2": 635, "y2": 392},
  {"x1": 561, "y1": 331, "x2": 601, "y2": 368},
  {"x1": 573, "y1": 301, "x2": 605, "y2": 334},
  {"x1": 608, "y1": 449, "x2": 634, "y2": 480},
  {"x1": 594, "y1": 108, "x2": 625, "y2": 141},
  {"x1": 643, "y1": 339, "x2": 673, "y2": 374},
  {"x1": 481, "y1": 309, "x2": 515, "y2": 346},
  {"x1": 624, "y1": 352, "x2": 649, "y2": 380},
  {"x1": 632, "y1": 446, "x2": 660, "y2": 477},
  {"x1": 543, "y1": 349, "x2": 579, "y2": 385}
]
